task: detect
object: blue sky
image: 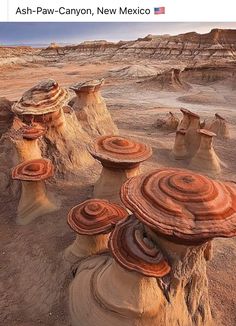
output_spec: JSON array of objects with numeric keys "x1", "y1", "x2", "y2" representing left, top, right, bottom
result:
[{"x1": 0, "y1": 22, "x2": 236, "y2": 45}]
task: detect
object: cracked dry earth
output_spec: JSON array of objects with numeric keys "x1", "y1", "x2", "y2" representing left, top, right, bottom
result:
[{"x1": 0, "y1": 61, "x2": 236, "y2": 326}]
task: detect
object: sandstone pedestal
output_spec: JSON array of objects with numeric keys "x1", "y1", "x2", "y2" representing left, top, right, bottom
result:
[
  {"x1": 12, "y1": 159, "x2": 59, "y2": 225},
  {"x1": 70, "y1": 79, "x2": 118, "y2": 137},
  {"x1": 88, "y1": 135, "x2": 152, "y2": 205},
  {"x1": 64, "y1": 199, "x2": 128, "y2": 267},
  {"x1": 189, "y1": 129, "x2": 221, "y2": 176}
]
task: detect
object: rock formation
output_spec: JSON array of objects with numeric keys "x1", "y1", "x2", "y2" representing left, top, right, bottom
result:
[
  {"x1": 69, "y1": 215, "x2": 171, "y2": 326},
  {"x1": 178, "y1": 108, "x2": 191, "y2": 130},
  {"x1": 171, "y1": 129, "x2": 188, "y2": 159},
  {"x1": 70, "y1": 79, "x2": 118, "y2": 137},
  {"x1": 12, "y1": 159, "x2": 59, "y2": 225},
  {"x1": 165, "y1": 111, "x2": 179, "y2": 130},
  {"x1": 140, "y1": 68, "x2": 191, "y2": 92},
  {"x1": 182, "y1": 63, "x2": 236, "y2": 85},
  {"x1": 207, "y1": 113, "x2": 230, "y2": 139},
  {"x1": 189, "y1": 129, "x2": 221, "y2": 176},
  {"x1": 11, "y1": 123, "x2": 46, "y2": 162},
  {"x1": 39, "y1": 29, "x2": 236, "y2": 62},
  {"x1": 120, "y1": 167, "x2": 236, "y2": 326},
  {"x1": 12, "y1": 79, "x2": 94, "y2": 180},
  {"x1": 88, "y1": 135, "x2": 152, "y2": 205},
  {"x1": 108, "y1": 64, "x2": 156, "y2": 78},
  {"x1": 156, "y1": 111, "x2": 179, "y2": 131},
  {"x1": 0, "y1": 97, "x2": 14, "y2": 138},
  {"x1": 64, "y1": 199, "x2": 128, "y2": 267},
  {"x1": 183, "y1": 109, "x2": 201, "y2": 157}
]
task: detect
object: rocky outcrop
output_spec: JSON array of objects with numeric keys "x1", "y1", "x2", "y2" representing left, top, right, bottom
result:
[
  {"x1": 0, "y1": 46, "x2": 35, "y2": 58},
  {"x1": 0, "y1": 97, "x2": 14, "y2": 137},
  {"x1": 182, "y1": 62, "x2": 236, "y2": 85},
  {"x1": 140, "y1": 68, "x2": 191, "y2": 92},
  {"x1": 0, "y1": 46, "x2": 39, "y2": 67},
  {"x1": 108, "y1": 64, "x2": 157, "y2": 78},
  {"x1": 39, "y1": 29, "x2": 236, "y2": 62},
  {"x1": 12, "y1": 79, "x2": 94, "y2": 180},
  {"x1": 70, "y1": 79, "x2": 118, "y2": 137}
]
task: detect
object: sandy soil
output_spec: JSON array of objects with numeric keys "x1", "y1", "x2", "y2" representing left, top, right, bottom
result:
[{"x1": 0, "y1": 61, "x2": 236, "y2": 326}]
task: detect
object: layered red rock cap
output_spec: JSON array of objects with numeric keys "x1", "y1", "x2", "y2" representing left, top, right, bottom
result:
[
  {"x1": 12, "y1": 159, "x2": 54, "y2": 181},
  {"x1": 20, "y1": 123, "x2": 46, "y2": 140},
  {"x1": 67, "y1": 199, "x2": 128, "y2": 235},
  {"x1": 109, "y1": 215, "x2": 171, "y2": 277},
  {"x1": 88, "y1": 135, "x2": 152, "y2": 169},
  {"x1": 12, "y1": 79, "x2": 69, "y2": 116},
  {"x1": 121, "y1": 168, "x2": 236, "y2": 245},
  {"x1": 70, "y1": 78, "x2": 105, "y2": 94}
]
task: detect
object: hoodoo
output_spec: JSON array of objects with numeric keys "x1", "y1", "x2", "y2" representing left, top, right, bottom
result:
[
  {"x1": 13, "y1": 123, "x2": 46, "y2": 162},
  {"x1": 157, "y1": 111, "x2": 179, "y2": 131},
  {"x1": 70, "y1": 79, "x2": 118, "y2": 137},
  {"x1": 12, "y1": 158, "x2": 58, "y2": 225},
  {"x1": 12, "y1": 79, "x2": 69, "y2": 129},
  {"x1": 120, "y1": 168, "x2": 236, "y2": 326},
  {"x1": 64, "y1": 199, "x2": 128, "y2": 266},
  {"x1": 208, "y1": 113, "x2": 230, "y2": 139},
  {"x1": 182, "y1": 109, "x2": 201, "y2": 157},
  {"x1": 189, "y1": 129, "x2": 221, "y2": 176},
  {"x1": 12, "y1": 80, "x2": 94, "y2": 180},
  {"x1": 171, "y1": 128, "x2": 187, "y2": 159},
  {"x1": 88, "y1": 135, "x2": 152, "y2": 205},
  {"x1": 69, "y1": 215, "x2": 171, "y2": 326},
  {"x1": 178, "y1": 108, "x2": 192, "y2": 130}
]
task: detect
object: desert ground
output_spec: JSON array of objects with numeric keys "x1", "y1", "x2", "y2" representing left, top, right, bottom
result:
[{"x1": 1, "y1": 29, "x2": 236, "y2": 326}]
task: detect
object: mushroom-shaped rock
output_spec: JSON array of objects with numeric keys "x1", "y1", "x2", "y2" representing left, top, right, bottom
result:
[
  {"x1": 209, "y1": 113, "x2": 230, "y2": 139},
  {"x1": 0, "y1": 97, "x2": 14, "y2": 137},
  {"x1": 12, "y1": 79, "x2": 69, "y2": 129},
  {"x1": 13, "y1": 123, "x2": 46, "y2": 162},
  {"x1": 88, "y1": 135, "x2": 152, "y2": 205},
  {"x1": 12, "y1": 159, "x2": 59, "y2": 225},
  {"x1": 121, "y1": 168, "x2": 236, "y2": 244},
  {"x1": 64, "y1": 199, "x2": 128, "y2": 265},
  {"x1": 182, "y1": 109, "x2": 201, "y2": 157},
  {"x1": 171, "y1": 128, "x2": 187, "y2": 160},
  {"x1": 70, "y1": 79, "x2": 118, "y2": 137},
  {"x1": 12, "y1": 80, "x2": 94, "y2": 181},
  {"x1": 189, "y1": 129, "x2": 221, "y2": 176},
  {"x1": 109, "y1": 215, "x2": 170, "y2": 277},
  {"x1": 69, "y1": 216, "x2": 171, "y2": 326},
  {"x1": 120, "y1": 168, "x2": 236, "y2": 325}
]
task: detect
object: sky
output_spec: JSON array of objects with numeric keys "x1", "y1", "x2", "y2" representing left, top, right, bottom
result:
[{"x1": 0, "y1": 22, "x2": 236, "y2": 45}]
